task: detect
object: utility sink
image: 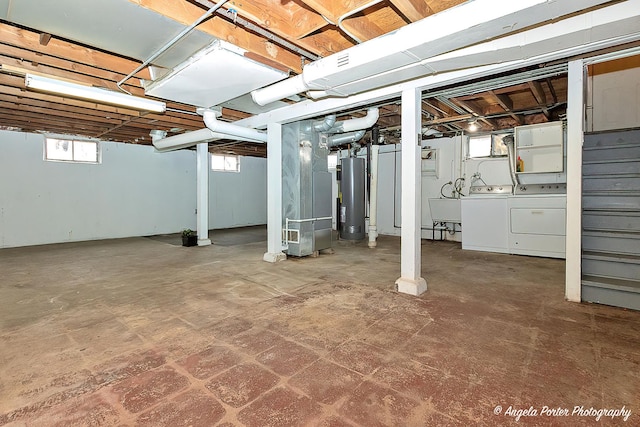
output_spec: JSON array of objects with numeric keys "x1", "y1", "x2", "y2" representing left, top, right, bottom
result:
[{"x1": 428, "y1": 198, "x2": 462, "y2": 223}]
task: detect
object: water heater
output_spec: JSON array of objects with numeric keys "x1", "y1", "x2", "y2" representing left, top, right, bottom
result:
[{"x1": 340, "y1": 157, "x2": 365, "y2": 240}]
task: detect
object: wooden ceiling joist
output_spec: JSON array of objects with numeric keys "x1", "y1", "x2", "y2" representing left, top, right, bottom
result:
[
  {"x1": 0, "y1": 1, "x2": 568, "y2": 154},
  {"x1": 389, "y1": 0, "x2": 433, "y2": 22},
  {"x1": 0, "y1": 23, "x2": 151, "y2": 80}
]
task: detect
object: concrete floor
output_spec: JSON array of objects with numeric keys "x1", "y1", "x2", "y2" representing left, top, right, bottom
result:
[{"x1": 0, "y1": 228, "x2": 638, "y2": 426}]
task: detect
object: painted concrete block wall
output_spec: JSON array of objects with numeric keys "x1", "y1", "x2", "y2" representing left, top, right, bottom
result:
[
  {"x1": 422, "y1": 136, "x2": 463, "y2": 241},
  {"x1": 209, "y1": 156, "x2": 267, "y2": 228},
  {"x1": 0, "y1": 130, "x2": 267, "y2": 248},
  {"x1": 376, "y1": 145, "x2": 402, "y2": 236}
]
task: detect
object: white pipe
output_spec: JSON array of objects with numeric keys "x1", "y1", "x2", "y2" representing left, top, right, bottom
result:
[
  {"x1": 151, "y1": 128, "x2": 218, "y2": 152},
  {"x1": 150, "y1": 127, "x2": 264, "y2": 153},
  {"x1": 203, "y1": 110, "x2": 267, "y2": 142},
  {"x1": 331, "y1": 107, "x2": 379, "y2": 133},
  {"x1": 251, "y1": 74, "x2": 307, "y2": 107},
  {"x1": 368, "y1": 144, "x2": 379, "y2": 248}
]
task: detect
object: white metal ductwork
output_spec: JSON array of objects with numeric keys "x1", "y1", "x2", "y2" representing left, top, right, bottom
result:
[
  {"x1": 313, "y1": 115, "x2": 337, "y2": 132},
  {"x1": 326, "y1": 130, "x2": 366, "y2": 147},
  {"x1": 251, "y1": 0, "x2": 619, "y2": 105},
  {"x1": 202, "y1": 109, "x2": 266, "y2": 142},
  {"x1": 328, "y1": 108, "x2": 379, "y2": 133},
  {"x1": 151, "y1": 128, "x2": 219, "y2": 152},
  {"x1": 150, "y1": 110, "x2": 266, "y2": 152}
]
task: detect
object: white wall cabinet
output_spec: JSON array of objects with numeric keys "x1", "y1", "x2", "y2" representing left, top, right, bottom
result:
[{"x1": 515, "y1": 122, "x2": 564, "y2": 174}]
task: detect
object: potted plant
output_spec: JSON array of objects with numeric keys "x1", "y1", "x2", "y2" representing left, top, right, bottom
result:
[{"x1": 181, "y1": 229, "x2": 198, "y2": 247}]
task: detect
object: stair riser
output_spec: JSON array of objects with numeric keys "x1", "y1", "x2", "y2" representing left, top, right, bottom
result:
[
  {"x1": 584, "y1": 129, "x2": 640, "y2": 148},
  {"x1": 583, "y1": 146, "x2": 640, "y2": 162},
  {"x1": 582, "y1": 258, "x2": 640, "y2": 282},
  {"x1": 583, "y1": 195, "x2": 640, "y2": 210},
  {"x1": 582, "y1": 284, "x2": 640, "y2": 311},
  {"x1": 583, "y1": 176, "x2": 640, "y2": 192},
  {"x1": 582, "y1": 234, "x2": 639, "y2": 255},
  {"x1": 583, "y1": 160, "x2": 640, "y2": 176},
  {"x1": 583, "y1": 213, "x2": 640, "y2": 232}
]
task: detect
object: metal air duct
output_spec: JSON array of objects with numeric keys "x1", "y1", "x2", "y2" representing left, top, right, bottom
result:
[{"x1": 250, "y1": 0, "x2": 620, "y2": 105}]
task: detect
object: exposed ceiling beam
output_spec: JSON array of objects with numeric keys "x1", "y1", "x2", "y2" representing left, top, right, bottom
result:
[
  {"x1": 423, "y1": 113, "x2": 473, "y2": 125},
  {"x1": 528, "y1": 81, "x2": 547, "y2": 105},
  {"x1": 297, "y1": 0, "x2": 339, "y2": 23},
  {"x1": 134, "y1": 0, "x2": 306, "y2": 72},
  {"x1": 489, "y1": 90, "x2": 523, "y2": 124},
  {"x1": 389, "y1": 0, "x2": 433, "y2": 22},
  {"x1": 454, "y1": 98, "x2": 499, "y2": 130},
  {"x1": 0, "y1": 23, "x2": 151, "y2": 80},
  {"x1": 527, "y1": 81, "x2": 550, "y2": 119},
  {"x1": 546, "y1": 78, "x2": 559, "y2": 104}
]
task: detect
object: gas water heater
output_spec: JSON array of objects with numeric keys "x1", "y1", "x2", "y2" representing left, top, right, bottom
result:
[{"x1": 340, "y1": 157, "x2": 366, "y2": 240}]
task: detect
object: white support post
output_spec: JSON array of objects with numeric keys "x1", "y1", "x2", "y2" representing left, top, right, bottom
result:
[
  {"x1": 196, "y1": 142, "x2": 212, "y2": 246},
  {"x1": 565, "y1": 60, "x2": 584, "y2": 302},
  {"x1": 396, "y1": 87, "x2": 427, "y2": 295},
  {"x1": 263, "y1": 122, "x2": 287, "y2": 263}
]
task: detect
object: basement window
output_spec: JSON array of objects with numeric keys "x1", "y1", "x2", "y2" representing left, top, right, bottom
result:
[
  {"x1": 45, "y1": 138, "x2": 99, "y2": 163},
  {"x1": 467, "y1": 133, "x2": 511, "y2": 158},
  {"x1": 211, "y1": 154, "x2": 240, "y2": 172}
]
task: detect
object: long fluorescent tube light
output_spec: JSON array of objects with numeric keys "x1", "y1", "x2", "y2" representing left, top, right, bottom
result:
[{"x1": 24, "y1": 74, "x2": 166, "y2": 113}]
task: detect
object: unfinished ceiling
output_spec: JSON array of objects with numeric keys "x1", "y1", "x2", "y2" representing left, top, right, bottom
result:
[{"x1": 0, "y1": 0, "x2": 630, "y2": 156}]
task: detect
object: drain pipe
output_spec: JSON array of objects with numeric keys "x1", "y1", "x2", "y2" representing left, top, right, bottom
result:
[
  {"x1": 118, "y1": 0, "x2": 229, "y2": 92},
  {"x1": 368, "y1": 143, "x2": 380, "y2": 248},
  {"x1": 202, "y1": 109, "x2": 267, "y2": 142}
]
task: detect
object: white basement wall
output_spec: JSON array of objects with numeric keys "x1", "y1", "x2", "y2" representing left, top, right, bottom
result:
[
  {"x1": 209, "y1": 155, "x2": 267, "y2": 228},
  {"x1": 0, "y1": 130, "x2": 266, "y2": 248},
  {"x1": 587, "y1": 54, "x2": 640, "y2": 131}
]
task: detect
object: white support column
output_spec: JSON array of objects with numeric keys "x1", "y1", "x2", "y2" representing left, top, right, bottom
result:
[
  {"x1": 196, "y1": 142, "x2": 212, "y2": 246},
  {"x1": 395, "y1": 87, "x2": 427, "y2": 295},
  {"x1": 263, "y1": 122, "x2": 287, "y2": 263},
  {"x1": 565, "y1": 60, "x2": 584, "y2": 302}
]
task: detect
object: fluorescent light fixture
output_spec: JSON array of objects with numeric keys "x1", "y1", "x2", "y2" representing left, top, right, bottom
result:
[{"x1": 25, "y1": 74, "x2": 166, "y2": 113}]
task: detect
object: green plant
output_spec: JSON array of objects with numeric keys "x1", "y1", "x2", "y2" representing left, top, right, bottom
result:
[{"x1": 182, "y1": 228, "x2": 195, "y2": 237}]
